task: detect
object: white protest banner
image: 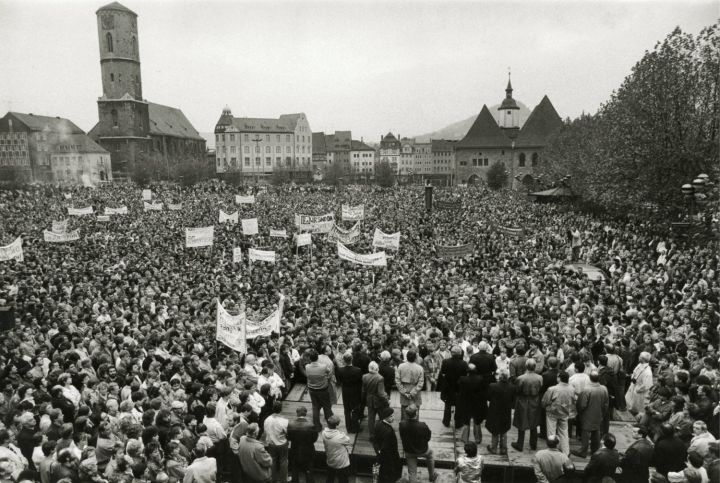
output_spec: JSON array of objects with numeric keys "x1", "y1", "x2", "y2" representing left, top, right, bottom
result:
[
  {"x1": 342, "y1": 204, "x2": 364, "y2": 221},
  {"x1": 185, "y1": 226, "x2": 214, "y2": 248},
  {"x1": 327, "y1": 222, "x2": 361, "y2": 245},
  {"x1": 372, "y1": 228, "x2": 401, "y2": 250},
  {"x1": 295, "y1": 213, "x2": 334, "y2": 233},
  {"x1": 168, "y1": 203, "x2": 183, "y2": 211},
  {"x1": 68, "y1": 206, "x2": 93, "y2": 216},
  {"x1": 269, "y1": 229, "x2": 287, "y2": 238},
  {"x1": 248, "y1": 248, "x2": 275, "y2": 263},
  {"x1": 52, "y1": 220, "x2": 68, "y2": 234},
  {"x1": 232, "y1": 248, "x2": 243, "y2": 263},
  {"x1": 0, "y1": 237, "x2": 23, "y2": 262},
  {"x1": 97, "y1": 215, "x2": 111, "y2": 222},
  {"x1": 142, "y1": 189, "x2": 152, "y2": 201},
  {"x1": 219, "y1": 210, "x2": 239, "y2": 224},
  {"x1": 295, "y1": 233, "x2": 312, "y2": 247},
  {"x1": 44, "y1": 229, "x2": 80, "y2": 243},
  {"x1": 246, "y1": 295, "x2": 285, "y2": 339},
  {"x1": 104, "y1": 206, "x2": 128, "y2": 215},
  {"x1": 242, "y1": 218, "x2": 259, "y2": 235},
  {"x1": 216, "y1": 301, "x2": 246, "y2": 353},
  {"x1": 235, "y1": 195, "x2": 255, "y2": 204},
  {"x1": 144, "y1": 202, "x2": 163, "y2": 211},
  {"x1": 337, "y1": 241, "x2": 387, "y2": 267}
]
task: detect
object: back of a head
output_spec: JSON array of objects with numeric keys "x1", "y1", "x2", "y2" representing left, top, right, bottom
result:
[
  {"x1": 547, "y1": 356, "x2": 558, "y2": 369},
  {"x1": 603, "y1": 433, "x2": 616, "y2": 449},
  {"x1": 525, "y1": 358, "x2": 536, "y2": 371},
  {"x1": 405, "y1": 405, "x2": 418, "y2": 420},
  {"x1": 246, "y1": 423, "x2": 260, "y2": 438},
  {"x1": 546, "y1": 435, "x2": 560, "y2": 449},
  {"x1": 406, "y1": 350, "x2": 416, "y2": 363},
  {"x1": 558, "y1": 371, "x2": 569, "y2": 383},
  {"x1": 343, "y1": 353, "x2": 353, "y2": 365},
  {"x1": 368, "y1": 361, "x2": 379, "y2": 374},
  {"x1": 272, "y1": 400, "x2": 283, "y2": 414},
  {"x1": 589, "y1": 371, "x2": 600, "y2": 383},
  {"x1": 687, "y1": 451, "x2": 704, "y2": 469},
  {"x1": 296, "y1": 406, "x2": 307, "y2": 417},
  {"x1": 575, "y1": 361, "x2": 585, "y2": 373},
  {"x1": 464, "y1": 441, "x2": 478, "y2": 457},
  {"x1": 327, "y1": 415, "x2": 340, "y2": 429}
]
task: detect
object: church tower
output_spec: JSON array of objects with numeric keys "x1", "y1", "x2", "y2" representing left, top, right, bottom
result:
[
  {"x1": 498, "y1": 73, "x2": 520, "y2": 138},
  {"x1": 93, "y1": 2, "x2": 150, "y2": 172}
]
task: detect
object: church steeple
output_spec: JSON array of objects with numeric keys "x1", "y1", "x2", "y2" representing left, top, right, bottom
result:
[
  {"x1": 498, "y1": 71, "x2": 520, "y2": 132},
  {"x1": 506, "y1": 75, "x2": 514, "y2": 99}
]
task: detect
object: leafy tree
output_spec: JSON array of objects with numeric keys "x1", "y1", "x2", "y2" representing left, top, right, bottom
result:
[
  {"x1": 486, "y1": 161, "x2": 508, "y2": 190},
  {"x1": 323, "y1": 161, "x2": 345, "y2": 186},
  {"x1": 374, "y1": 161, "x2": 396, "y2": 187}
]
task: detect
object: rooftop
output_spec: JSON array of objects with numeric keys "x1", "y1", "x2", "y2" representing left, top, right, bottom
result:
[
  {"x1": 96, "y1": 1, "x2": 137, "y2": 16},
  {"x1": 148, "y1": 103, "x2": 204, "y2": 141}
]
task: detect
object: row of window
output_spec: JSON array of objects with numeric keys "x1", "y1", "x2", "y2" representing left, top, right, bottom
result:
[
  {"x1": 218, "y1": 156, "x2": 311, "y2": 166},
  {"x1": 352, "y1": 153, "x2": 374, "y2": 158},
  {"x1": 217, "y1": 133, "x2": 310, "y2": 144},
  {"x1": 221, "y1": 145, "x2": 309, "y2": 155},
  {"x1": 0, "y1": 138, "x2": 27, "y2": 145},
  {"x1": 0, "y1": 149, "x2": 27, "y2": 157},
  {"x1": 0, "y1": 158, "x2": 28, "y2": 166}
]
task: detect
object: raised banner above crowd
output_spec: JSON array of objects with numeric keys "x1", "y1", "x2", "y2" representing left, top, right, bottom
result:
[
  {"x1": 242, "y1": 218, "x2": 259, "y2": 235},
  {"x1": 437, "y1": 243, "x2": 475, "y2": 259},
  {"x1": 246, "y1": 294, "x2": 285, "y2": 339},
  {"x1": 327, "y1": 222, "x2": 361, "y2": 245},
  {"x1": 144, "y1": 202, "x2": 163, "y2": 212},
  {"x1": 52, "y1": 220, "x2": 67, "y2": 234},
  {"x1": 295, "y1": 213, "x2": 334, "y2": 233},
  {"x1": 269, "y1": 229, "x2": 287, "y2": 238},
  {"x1": 337, "y1": 241, "x2": 387, "y2": 267},
  {"x1": 168, "y1": 203, "x2": 183, "y2": 211},
  {"x1": 68, "y1": 206, "x2": 93, "y2": 216},
  {"x1": 97, "y1": 215, "x2": 110, "y2": 222},
  {"x1": 142, "y1": 189, "x2": 152, "y2": 201},
  {"x1": 219, "y1": 210, "x2": 239, "y2": 224},
  {"x1": 0, "y1": 237, "x2": 23, "y2": 262},
  {"x1": 235, "y1": 195, "x2": 255, "y2": 204},
  {"x1": 372, "y1": 228, "x2": 401, "y2": 250},
  {"x1": 185, "y1": 226, "x2": 214, "y2": 248},
  {"x1": 216, "y1": 301, "x2": 246, "y2": 353},
  {"x1": 498, "y1": 226, "x2": 525, "y2": 237},
  {"x1": 295, "y1": 233, "x2": 311, "y2": 247},
  {"x1": 44, "y1": 229, "x2": 80, "y2": 243},
  {"x1": 249, "y1": 248, "x2": 275, "y2": 263},
  {"x1": 341, "y1": 204, "x2": 364, "y2": 221},
  {"x1": 436, "y1": 200, "x2": 461, "y2": 210},
  {"x1": 104, "y1": 206, "x2": 128, "y2": 215},
  {"x1": 232, "y1": 247, "x2": 243, "y2": 263}
]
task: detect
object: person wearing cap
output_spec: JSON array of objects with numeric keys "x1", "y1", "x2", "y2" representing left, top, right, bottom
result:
[
  {"x1": 373, "y1": 407, "x2": 401, "y2": 483},
  {"x1": 399, "y1": 404, "x2": 437, "y2": 483}
]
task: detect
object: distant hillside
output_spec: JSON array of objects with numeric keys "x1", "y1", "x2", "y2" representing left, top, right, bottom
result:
[{"x1": 415, "y1": 102, "x2": 532, "y2": 142}]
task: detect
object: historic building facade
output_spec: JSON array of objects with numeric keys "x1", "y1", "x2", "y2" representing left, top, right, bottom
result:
[
  {"x1": 378, "y1": 132, "x2": 400, "y2": 173},
  {"x1": 430, "y1": 139, "x2": 456, "y2": 185}
]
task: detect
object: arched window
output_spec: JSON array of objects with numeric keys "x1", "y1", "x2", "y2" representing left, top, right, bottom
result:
[
  {"x1": 518, "y1": 153, "x2": 526, "y2": 167},
  {"x1": 131, "y1": 37, "x2": 137, "y2": 55},
  {"x1": 111, "y1": 109, "x2": 118, "y2": 127},
  {"x1": 532, "y1": 152, "x2": 539, "y2": 167},
  {"x1": 106, "y1": 33, "x2": 113, "y2": 53}
]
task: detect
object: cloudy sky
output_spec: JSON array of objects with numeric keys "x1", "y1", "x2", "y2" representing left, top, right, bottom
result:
[{"x1": 0, "y1": 0, "x2": 714, "y2": 144}]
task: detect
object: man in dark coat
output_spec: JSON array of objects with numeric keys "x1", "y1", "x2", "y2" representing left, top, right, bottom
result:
[
  {"x1": 584, "y1": 433, "x2": 620, "y2": 483},
  {"x1": 287, "y1": 406, "x2": 318, "y2": 483},
  {"x1": 619, "y1": 427, "x2": 654, "y2": 483},
  {"x1": 378, "y1": 351, "x2": 395, "y2": 397},
  {"x1": 398, "y1": 405, "x2": 437, "y2": 483},
  {"x1": 468, "y1": 341, "x2": 496, "y2": 381},
  {"x1": 457, "y1": 364, "x2": 486, "y2": 444},
  {"x1": 336, "y1": 353, "x2": 363, "y2": 433},
  {"x1": 352, "y1": 344, "x2": 371, "y2": 375},
  {"x1": 596, "y1": 355, "x2": 617, "y2": 434},
  {"x1": 512, "y1": 359, "x2": 543, "y2": 452},
  {"x1": 438, "y1": 346, "x2": 468, "y2": 427},
  {"x1": 486, "y1": 368, "x2": 516, "y2": 455},
  {"x1": 373, "y1": 407, "x2": 402, "y2": 483},
  {"x1": 651, "y1": 423, "x2": 687, "y2": 478},
  {"x1": 572, "y1": 371, "x2": 609, "y2": 458},
  {"x1": 361, "y1": 361, "x2": 388, "y2": 439}
]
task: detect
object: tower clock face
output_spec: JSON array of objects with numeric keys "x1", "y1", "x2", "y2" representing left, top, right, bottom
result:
[{"x1": 101, "y1": 13, "x2": 114, "y2": 29}]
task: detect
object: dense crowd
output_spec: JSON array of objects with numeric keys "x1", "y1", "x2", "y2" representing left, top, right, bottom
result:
[{"x1": 0, "y1": 180, "x2": 717, "y2": 483}]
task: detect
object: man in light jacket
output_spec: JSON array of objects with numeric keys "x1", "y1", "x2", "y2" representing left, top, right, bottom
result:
[
  {"x1": 183, "y1": 445, "x2": 217, "y2": 483},
  {"x1": 541, "y1": 371, "x2": 576, "y2": 455},
  {"x1": 321, "y1": 415, "x2": 352, "y2": 483},
  {"x1": 238, "y1": 423, "x2": 273, "y2": 483},
  {"x1": 395, "y1": 350, "x2": 425, "y2": 421}
]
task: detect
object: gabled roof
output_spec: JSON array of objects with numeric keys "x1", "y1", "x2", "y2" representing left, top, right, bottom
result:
[
  {"x1": 7, "y1": 112, "x2": 84, "y2": 134},
  {"x1": 96, "y1": 2, "x2": 137, "y2": 16},
  {"x1": 312, "y1": 132, "x2": 326, "y2": 154},
  {"x1": 515, "y1": 96, "x2": 563, "y2": 148},
  {"x1": 216, "y1": 113, "x2": 307, "y2": 134},
  {"x1": 148, "y1": 103, "x2": 204, "y2": 141},
  {"x1": 456, "y1": 105, "x2": 512, "y2": 149},
  {"x1": 382, "y1": 132, "x2": 398, "y2": 142},
  {"x1": 351, "y1": 140, "x2": 374, "y2": 151}
]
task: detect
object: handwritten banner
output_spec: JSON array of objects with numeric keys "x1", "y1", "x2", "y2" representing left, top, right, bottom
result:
[
  {"x1": 104, "y1": 206, "x2": 128, "y2": 215},
  {"x1": 235, "y1": 195, "x2": 255, "y2": 204},
  {"x1": 97, "y1": 215, "x2": 111, "y2": 222},
  {"x1": 52, "y1": 220, "x2": 68, "y2": 234},
  {"x1": 142, "y1": 189, "x2": 152, "y2": 201},
  {"x1": 337, "y1": 242, "x2": 387, "y2": 267},
  {"x1": 242, "y1": 218, "x2": 259, "y2": 235},
  {"x1": 68, "y1": 206, "x2": 93, "y2": 216},
  {"x1": 185, "y1": 226, "x2": 214, "y2": 248},
  {"x1": 342, "y1": 204, "x2": 364, "y2": 221},
  {"x1": 498, "y1": 226, "x2": 524, "y2": 237},
  {"x1": 219, "y1": 210, "x2": 239, "y2": 224},
  {"x1": 248, "y1": 248, "x2": 275, "y2": 263},
  {"x1": 216, "y1": 302, "x2": 246, "y2": 353},
  {"x1": 168, "y1": 203, "x2": 183, "y2": 211},
  {"x1": 0, "y1": 237, "x2": 23, "y2": 262},
  {"x1": 295, "y1": 233, "x2": 312, "y2": 247},
  {"x1": 270, "y1": 229, "x2": 287, "y2": 238},
  {"x1": 44, "y1": 229, "x2": 80, "y2": 243},
  {"x1": 437, "y1": 243, "x2": 475, "y2": 259},
  {"x1": 327, "y1": 222, "x2": 361, "y2": 245},
  {"x1": 295, "y1": 213, "x2": 334, "y2": 233},
  {"x1": 372, "y1": 229, "x2": 401, "y2": 250},
  {"x1": 144, "y1": 202, "x2": 163, "y2": 211}
]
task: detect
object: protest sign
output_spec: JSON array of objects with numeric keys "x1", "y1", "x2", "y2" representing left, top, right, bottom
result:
[
  {"x1": 142, "y1": 189, "x2": 152, "y2": 201},
  {"x1": 337, "y1": 242, "x2": 387, "y2": 267},
  {"x1": 68, "y1": 206, "x2": 93, "y2": 216},
  {"x1": 219, "y1": 210, "x2": 239, "y2": 224},
  {"x1": 235, "y1": 195, "x2": 255, "y2": 204},
  {"x1": 168, "y1": 203, "x2": 183, "y2": 211},
  {"x1": 295, "y1": 213, "x2": 334, "y2": 233},
  {"x1": 52, "y1": 220, "x2": 68, "y2": 234},
  {"x1": 143, "y1": 202, "x2": 163, "y2": 211},
  {"x1": 498, "y1": 226, "x2": 524, "y2": 237},
  {"x1": 436, "y1": 200, "x2": 461, "y2": 210},
  {"x1": 242, "y1": 218, "x2": 259, "y2": 235},
  {"x1": 295, "y1": 233, "x2": 311, "y2": 247},
  {"x1": 44, "y1": 229, "x2": 80, "y2": 243},
  {"x1": 372, "y1": 228, "x2": 401, "y2": 250},
  {"x1": 437, "y1": 243, "x2": 475, "y2": 259},
  {"x1": 248, "y1": 248, "x2": 275, "y2": 263},
  {"x1": 185, "y1": 226, "x2": 214, "y2": 248},
  {"x1": 245, "y1": 295, "x2": 285, "y2": 339},
  {"x1": 327, "y1": 222, "x2": 361, "y2": 245},
  {"x1": 216, "y1": 302, "x2": 246, "y2": 353},
  {"x1": 342, "y1": 204, "x2": 364, "y2": 221},
  {"x1": 104, "y1": 206, "x2": 128, "y2": 215},
  {"x1": 0, "y1": 237, "x2": 23, "y2": 262},
  {"x1": 63, "y1": 193, "x2": 72, "y2": 200},
  {"x1": 269, "y1": 229, "x2": 287, "y2": 238},
  {"x1": 232, "y1": 248, "x2": 243, "y2": 263},
  {"x1": 97, "y1": 215, "x2": 111, "y2": 222}
]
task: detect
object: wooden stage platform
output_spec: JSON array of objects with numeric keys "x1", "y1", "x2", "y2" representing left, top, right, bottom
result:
[{"x1": 280, "y1": 384, "x2": 636, "y2": 482}]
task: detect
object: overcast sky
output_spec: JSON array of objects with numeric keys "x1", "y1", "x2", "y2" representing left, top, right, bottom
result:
[{"x1": 0, "y1": 0, "x2": 715, "y2": 144}]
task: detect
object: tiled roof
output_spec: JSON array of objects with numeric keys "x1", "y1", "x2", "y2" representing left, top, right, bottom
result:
[
  {"x1": 515, "y1": 96, "x2": 563, "y2": 148},
  {"x1": 8, "y1": 112, "x2": 84, "y2": 134},
  {"x1": 351, "y1": 140, "x2": 374, "y2": 151},
  {"x1": 148, "y1": 103, "x2": 204, "y2": 140},
  {"x1": 217, "y1": 113, "x2": 307, "y2": 134},
  {"x1": 431, "y1": 139, "x2": 456, "y2": 152},
  {"x1": 96, "y1": 2, "x2": 137, "y2": 15},
  {"x1": 456, "y1": 105, "x2": 512, "y2": 149},
  {"x1": 382, "y1": 132, "x2": 398, "y2": 142}
]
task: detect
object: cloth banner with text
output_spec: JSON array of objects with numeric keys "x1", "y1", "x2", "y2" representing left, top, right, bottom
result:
[
  {"x1": 104, "y1": 206, "x2": 128, "y2": 215},
  {"x1": 327, "y1": 222, "x2": 361, "y2": 245},
  {"x1": 185, "y1": 226, "x2": 214, "y2": 248},
  {"x1": 235, "y1": 195, "x2": 255, "y2": 204},
  {"x1": 437, "y1": 243, "x2": 475, "y2": 259},
  {"x1": 246, "y1": 295, "x2": 285, "y2": 339},
  {"x1": 142, "y1": 189, "x2": 152, "y2": 201},
  {"x1": 372, "y1": 228, "x2": 401, "y2": 250},
  {"x1": 295, "y1": 233, "x2": 311, "y2": 247},
  {"x1": 168, "y1": 203, "x2": 183, "y2": 211},
  {"x1": 249, "y1": 248, "x2": 275, "y2": 263},
  {"x1": 0, "y1": 237, "x2": 23, "y2": 262},
  {"x1": 295, "y1": 213, "x2": 334, "y2": 233},
  {"x1": 44, "y1": 229, "x2": 80, "y2": 243},
  {"x1": 68, "y1": 206, "x2": 93, "y2": 216},
  {"x1": 144, "y1": 202, "x2": 163, "y2": 211},
  {"x1": 52, "y1": 220, "x2": 68, "y2": 234},
  {"x1": 436, "y1": 200, "x2": 461, "y2": 210},
  {"x1": 337, "y1": 242, "x2": 387, "y2": 267},
  {"x1": 216, "y1": 302, "x2": 247, "y2": 353},
  {"x1": 242, "y1": 218, "x2": 259, "y2": 235},
  {"x1": 97, "y1": 215, "x2": 110, "y2": 222},
  {"x1": 342, "y1": 204, "x2": 364, "y2": 221},
  {"x1": 219, "y1": 210, "x2": 239, "y2": 224},
  {"x1": 269, "y1": 229, "x2": 287, "y2": 238},
  {"x1": 497, "y1": 226, "x2": 525, "y2": 237}
]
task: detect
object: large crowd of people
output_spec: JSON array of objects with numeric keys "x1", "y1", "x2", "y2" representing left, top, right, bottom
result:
[{"x1": 0, "y1": 180, "x2": 717, "y2": 483}]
